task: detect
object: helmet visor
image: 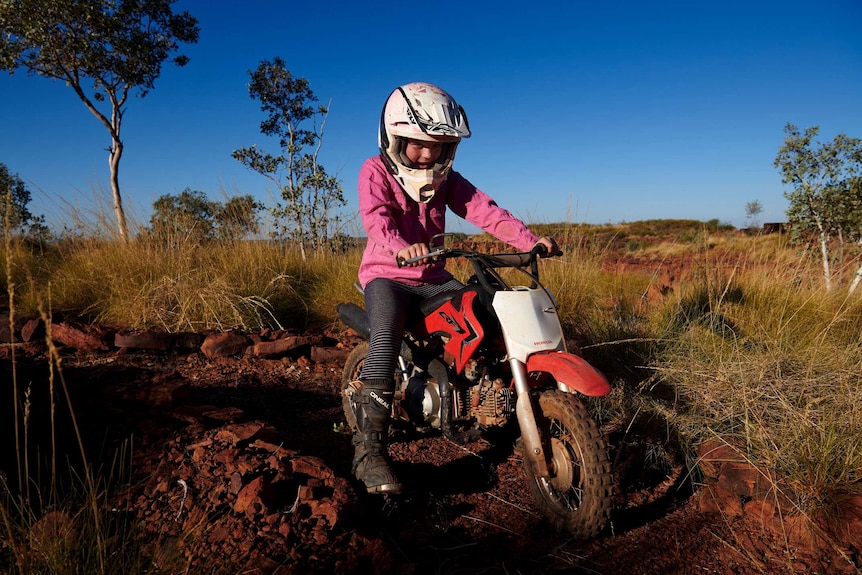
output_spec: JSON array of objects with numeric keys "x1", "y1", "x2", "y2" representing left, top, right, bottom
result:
[{"x1": 397, "y1": 86, "x2": 471, "y2": 139}]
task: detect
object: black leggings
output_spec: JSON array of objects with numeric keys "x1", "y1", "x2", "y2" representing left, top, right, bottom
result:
[{"x1": 360, "y1": 277, "x2": 464, "y2": 381}]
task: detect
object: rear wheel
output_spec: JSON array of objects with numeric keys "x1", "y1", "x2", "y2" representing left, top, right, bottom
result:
[
  {"x1": 340, "y1": 341, "x2": 412, "y2": 431},
  {"x1": 522, "y1": 390, "x2": 613, "y2": 539},
  {"x1": 341, "y1": 342, "x2": 368, "y2": 432}
]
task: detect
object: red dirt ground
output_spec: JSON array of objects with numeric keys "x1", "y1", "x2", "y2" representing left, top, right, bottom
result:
[{"x1": 2, "y1": 321, "x2": 860, "y2": 575}]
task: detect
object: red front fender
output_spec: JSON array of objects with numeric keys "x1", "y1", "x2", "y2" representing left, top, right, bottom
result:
[{"x1": 526, "y1": 351, "x2": 611, "y2": 397}]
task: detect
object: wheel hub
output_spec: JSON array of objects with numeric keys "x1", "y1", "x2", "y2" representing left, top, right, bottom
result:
[{"x1": 548, "y1": 437, "x2": 575, "y2": 491}]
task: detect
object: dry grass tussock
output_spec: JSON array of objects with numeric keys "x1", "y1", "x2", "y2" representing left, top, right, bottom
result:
[
  {"x1": 652, "y1": 258, "x2": 862, "y2": 513},
  {"x1": 8, "y1": 232, "x2": 362, "y2": 332}
]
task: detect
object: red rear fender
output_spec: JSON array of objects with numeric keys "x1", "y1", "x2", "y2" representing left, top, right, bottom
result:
[{"x1": 526, "y1": 351, "x2": 611, "y2": 397}]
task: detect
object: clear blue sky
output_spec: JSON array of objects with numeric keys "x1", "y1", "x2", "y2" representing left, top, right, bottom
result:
[{"x1": 1, "y1": 0, "x2": 861, "y2": 234}]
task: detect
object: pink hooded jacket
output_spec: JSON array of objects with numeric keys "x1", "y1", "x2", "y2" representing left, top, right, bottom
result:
[{"x1": 358, "y1": 155, "x2": 540, "y2": 288}]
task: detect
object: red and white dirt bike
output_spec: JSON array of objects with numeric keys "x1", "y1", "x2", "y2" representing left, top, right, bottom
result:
[{"x1": 337, "y1": 237, "x2": 613, "y2": 538}]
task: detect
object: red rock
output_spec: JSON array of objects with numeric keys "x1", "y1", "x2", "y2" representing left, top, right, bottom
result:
[
  {"x1": 297, "y1": 485, "x2": 315, "y2": 501},
  {"x1": 313, "y1": 524, "x2": 336, "y2": 547},
  {"x1": 21, "y1": 318, "x2": 43, "y2": 342},
  {"x1": 217, "y1": 421, "x2": 265, "y2": 445},
  {"x1": 694, "y1": 487, "x2": 721, "y2": 513},
  {"x1": 251, "y1": 335, "x2": 315, "y2": 358},
  {"x1": 309, "y1": 500, "x2": 340, "y2": 528},
  {"x1": 51, "y1": 321, "x2": 112, "y2": 352},
  {"x1": 278, "y1": 521, "x2": 292, "y2": 538},
  {"x1": 207, "y1": 524, "x2": 231, "y2": 543},
  {"x1": 695, "y1": 438, "x2": 747, "y2": 479},
  {"x1": 291, "y1": 456, "x2": 334, "y2": 480},
  {"x1": 229, "y1": 472, "x2": 243, "y2": 495},
  {"x1": 0, "y1": 315, "x2": 12, "y2": 343},
  {"x1": 717, "y1": 462, "x2": 762, "y2": 498},
  {"x1": 251, "y1": 438, "x2": 286, "y2": 454},
  {"x1": 743, "y1": 497, "x2": 782, "y2": 529},
  {"x1": 266, "y1": 455, "x2": 288, "y2": 474},
  {"x1": 263, "y1": 513, "x2": 280, "y2": 526},
  {"x1": 29, "y1": 511, "x2": 78, "y2": 558},
  {"x1": 214, "y1": 448, "x2": 239, "y2": 465},
  {"x1": 824, "y1": 493, "x2": 862, "y2": 550},
  {"x1": 174, "y1": 332, "x2": 206, "y2": 350},
  {"x1": 699, "y1": 484, "x2": 743, "y2": 517},
  {"x1": 186, "y1": 438, "x2": 213, "y2": 450},
  {"x1": 181, "y1": 506, "x2": 205, "y2": 529},
  {"x1": 783, "y1": 513, "x2": 821, "y2": 555},
  {"x1": 190, "y1": 447, "x2": 207, "y2": 463},
  {"x1": 234, "y1": 476, "x2": 265, "y2": 513},
  {"x1": 201, "y1": 332, "x2": 250, "y2": 358},
  {"x1": 114, "y1": 330, "x2": 174, "y2": 350}
]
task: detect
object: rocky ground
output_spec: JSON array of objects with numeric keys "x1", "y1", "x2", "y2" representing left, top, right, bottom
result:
[{"x1": 2, "y1": 318, "x2": 861, "y2": 574}]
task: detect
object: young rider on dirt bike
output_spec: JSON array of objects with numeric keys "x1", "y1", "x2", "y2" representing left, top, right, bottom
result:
[{"x1": 351, "y1": 81, "x2": 559, "y2": 494}]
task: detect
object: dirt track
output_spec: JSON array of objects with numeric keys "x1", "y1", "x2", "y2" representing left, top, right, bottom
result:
[{"x1": 2, "y1": 323, "x2": 860, "y2": 574}]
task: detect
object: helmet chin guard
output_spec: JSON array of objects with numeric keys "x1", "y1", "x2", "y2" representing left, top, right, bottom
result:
[{"x1": 378, "y1": 82, "x2": 471, "y2": 203}]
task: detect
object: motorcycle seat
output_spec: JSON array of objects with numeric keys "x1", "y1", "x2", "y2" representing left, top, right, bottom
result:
[
  {"x1": 419, "y1": 284, "x2": 487, "y2": 316},
  {"x1": 419, "y1": 288, "x2": 464, "y2": 316}
]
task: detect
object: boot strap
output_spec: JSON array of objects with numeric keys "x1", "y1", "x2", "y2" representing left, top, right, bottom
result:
[{"x1": 357, "y1": 430, "x2": 385, "y2": 442}]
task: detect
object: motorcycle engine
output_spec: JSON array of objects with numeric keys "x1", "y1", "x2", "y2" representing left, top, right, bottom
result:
[
  {"x1": 467, "y1": 377, "x2": 514, "y2": 427},
  {"x1": 399, "y1": 362, "x2": 514, "y2": 429}
]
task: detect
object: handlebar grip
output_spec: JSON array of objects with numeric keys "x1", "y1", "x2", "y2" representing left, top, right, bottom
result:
[
  {"x1": 532, "y1": 243, "x2": 563, "y2": 258},
  {"x1": 397, "y1": 248, "x2": 447, "y2": 268}
]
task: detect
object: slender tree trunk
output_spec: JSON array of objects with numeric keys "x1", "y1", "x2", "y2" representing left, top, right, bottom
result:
[
  {"x1": 294, "y1": 205, "x2": 306, "y2": 262},
  {"x1": 109, "y1": 136, "x2": 130, "y2": 242},
  {"x1": 813, "y1": 212, "x2": 832, "y2": 291},
  {"x1": 850, "y1": 239, "x2": 862, "y2": 294},
  {"x1": 819, "y1": 231, "x2": 832, "y2": 291},
  {"x1": 837, "y1": 228, "x2": 845, "y2": 284},
  {"x1": 849, "y1": 261, "x2": 862, "y2": 294}
]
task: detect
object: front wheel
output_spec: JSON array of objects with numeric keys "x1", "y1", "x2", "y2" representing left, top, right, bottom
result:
[{"x1": 522, "y1": 390, "x2": 613, "y2": 539}]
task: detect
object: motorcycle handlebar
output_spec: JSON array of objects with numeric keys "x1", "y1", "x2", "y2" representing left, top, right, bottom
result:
[{"x1": 396, "y1": 246, "x2": 563, "y2": 268}]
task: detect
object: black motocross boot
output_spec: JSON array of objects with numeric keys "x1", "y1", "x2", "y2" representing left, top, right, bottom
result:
[{"x1": 351, "y1": 379, "x2": 403, "y2": 494}]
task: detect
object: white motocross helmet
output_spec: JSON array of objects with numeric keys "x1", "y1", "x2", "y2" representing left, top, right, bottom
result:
[{"x1": 378, "y1": 82, "x2": 471, "y2": 203}]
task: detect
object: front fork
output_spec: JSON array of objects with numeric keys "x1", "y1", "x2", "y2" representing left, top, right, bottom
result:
[{"x1": 510, "y1": 358, "x2": 552, "y2": 482}]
